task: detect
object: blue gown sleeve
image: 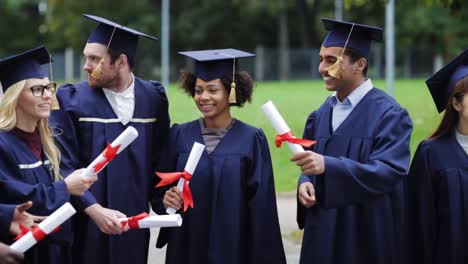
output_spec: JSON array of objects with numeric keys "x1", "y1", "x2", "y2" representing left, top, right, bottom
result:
[
  {"x1": 247, "y1": 129, "x2": 286, "y2": 263},
  {"x1": 150, "y1": 81, "x2": 171, "y2": 170},
  {"x1": 0, "y1": 145, "x2": 70, "y2": 215},
  {"x1": 317, "y1": 106, "x2": 413, "y2": 208},
  {"x1": 407, "y1": 141, "x2": 437, "y2": 263},
  {"x1": 50, "y1": 84, "x2": 97, "y2": 211},
  {"x1": 149, "y1": 82, "x2": 171, "y2": 215},
  {"x1": 298, "y1": 112, "x2": 317, "y2": 186},
  {"x1": 0, "y1": 204, "x2": 15, "y2": 241},
  {"x1": 151, "y1": 124, "x2": 179, "y2": 215},
  {"x1": 297, "y1": 112, "x2": 317, "y2": 229}
]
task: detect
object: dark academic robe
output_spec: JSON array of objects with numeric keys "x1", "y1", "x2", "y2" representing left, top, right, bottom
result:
[
  {"x1": 297, "y1": 88, "x2": 413, "y2": 264},
  {"x1": 49, "y1": 78, "x2": 170, "y2": 264},
  {"x1": 0, "y1": 204, "x2": 15, "y2": 241},
  {"x1": 407, "y1": 132, "x2": 468, "y2": 264},
  {"x1": 0, "y1": 131, "x2": 72, "y2": 264},
  {"x1": 154, "y1": 119, "x2": 286, "y2": 264}
]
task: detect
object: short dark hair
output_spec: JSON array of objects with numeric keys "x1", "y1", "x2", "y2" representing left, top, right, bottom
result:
[
  {"x1": 108, "y1": 48, "x2": 135, "y2": 69},
  {"x1": 344, "y1": 48, "x2": 368, "y2": 76},
  {"x1": 178, "y1": 70, "x2": 254, "y2": 107}
]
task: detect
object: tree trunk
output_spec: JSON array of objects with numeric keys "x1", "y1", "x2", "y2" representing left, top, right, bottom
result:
[
  {"x1": 295, "y1": 0, "x2": 321, "y2": 48},
  {"x1": 279, "y1": 1, "x2": 289, "y2": 81}
]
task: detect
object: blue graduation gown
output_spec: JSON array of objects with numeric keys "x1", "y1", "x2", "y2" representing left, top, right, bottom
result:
[
  {"x1": 154, "y1": 119, "x2": 286, "y2": 264},
  {"x1": 0, "y1": 204, "x2": 15, "y2": 241},
  {"x1": 297, "y1": 88, "x2": 413, "y2": 264},
  {"x1": 0, "y1": 131, "x2": 72, "y2": 264},
  {"x1": 49, "y1": 78, "x2": 170, "y2": 264},
  {"x1": 407, "y1": 132, "x2": 468, "y2": 263}
]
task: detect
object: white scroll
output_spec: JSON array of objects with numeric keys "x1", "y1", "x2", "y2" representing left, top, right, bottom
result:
[
  {"x1": 10, "y1": 202, "x2": 76, "y2": 253},
  {"x1": 82, "y1": 126, "x2": 139, "y2": 177}
]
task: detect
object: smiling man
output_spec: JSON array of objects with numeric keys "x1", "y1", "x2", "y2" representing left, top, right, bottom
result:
[
  {"x1": 291, "y1": 18, "x2": 413, "y2": 264},
  {"x1": 49, "y1": 15, "x2": 170, "y2": 264}
]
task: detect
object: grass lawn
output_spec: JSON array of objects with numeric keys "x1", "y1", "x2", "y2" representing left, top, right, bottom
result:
[{"x1": 166, "y1": 78, "x2": 440, "y2": 192}]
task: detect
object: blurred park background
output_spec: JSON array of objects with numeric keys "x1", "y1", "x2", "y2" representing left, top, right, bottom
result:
[{"x1": 1, "y1": 0, "x2": 466, "y2": 192}]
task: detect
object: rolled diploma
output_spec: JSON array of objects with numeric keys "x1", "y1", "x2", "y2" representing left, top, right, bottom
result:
[
  {"x1": 10, "y1": 202, "x2": 76, "y2": 253},
  {"x1": 166, "y1": 142, "x2": 205, "y2": 214},
  {"x1": 82, "y1": 126, "x2": 139, "y2": 177},
  {"x1": 261, "y1": 101, "x2": 304, "y2": 154},
  {"x1": 119, "y1": 214, "x2": 183, "y2": 229}
]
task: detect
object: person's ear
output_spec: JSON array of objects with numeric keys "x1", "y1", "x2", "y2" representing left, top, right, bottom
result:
[
  {"x1": 452, "y1": 97, "x2": 463, "y2": 112},
  {"x1": 354, "y1": 58, "x2": 367, "y2": 74},
  {"x1": 117, "y1": 54, "x2": 128, "y2": 69}
]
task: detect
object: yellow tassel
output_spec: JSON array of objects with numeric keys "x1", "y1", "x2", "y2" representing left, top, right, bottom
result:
[
  {"x1": 326, "y1": 56, "x2": 343, "y2": 79},
  {"x1": 51, "y1": 93, "x2": 60, "y2": 110},
  {"x1": 228, "y1": 81, "x2": 237, "y2": 104},
  {"x1": 91, "y1": 58, "x2": 105, "y2": 80}
]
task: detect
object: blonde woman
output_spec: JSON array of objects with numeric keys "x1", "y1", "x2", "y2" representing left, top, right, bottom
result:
[{"x1": 0, "y1": 46, "x2": 97, "y2": 264}]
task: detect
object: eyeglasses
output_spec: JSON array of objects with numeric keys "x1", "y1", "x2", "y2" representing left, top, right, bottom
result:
[{"x1": 29, "y1": 83, "x2": 57, "y2": 97}]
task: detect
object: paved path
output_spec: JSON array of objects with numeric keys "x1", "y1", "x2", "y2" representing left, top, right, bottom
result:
[{"x1": 147, "y1": 192, "x2": 301, "y2": 263}]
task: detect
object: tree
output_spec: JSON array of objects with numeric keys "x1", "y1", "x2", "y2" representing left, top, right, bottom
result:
[{"x1": 0, "y1": 0, "x2": 44, "y2": 57}]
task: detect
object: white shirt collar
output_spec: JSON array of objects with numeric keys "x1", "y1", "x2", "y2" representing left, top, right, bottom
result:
[
  {"x1": 329, "y1": 79, "x2": 373, "y2": 107},
  {"x1": 102, "y1": 74, "x2": 135, "y2": 99},
  {"x1": 456, "y1": 130, "x2": 468, "y2": 145},
  {"x1": 102, "y1": 74, "x2": 135, "y2": 125}
]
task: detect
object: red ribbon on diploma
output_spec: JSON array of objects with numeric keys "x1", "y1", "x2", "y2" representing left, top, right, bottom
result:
[
  {"x1": 93, "y1": 143, "x2": 121, "y2": 172},
  {"x1": 155, "y1": 170, "x2": 194, "y2": 212},
  {"x1": 14, "y1": 224, "x2": 60, "y2": 241},
  {"x1": 275, "y1": 131, "x2": 316, "y2": 148},
  {"x1": 31, "y1": 226, "x2": 47, "y2": 241},
  {"x1": 120, "y1": 212, "x2": 149, "y2": 229}
]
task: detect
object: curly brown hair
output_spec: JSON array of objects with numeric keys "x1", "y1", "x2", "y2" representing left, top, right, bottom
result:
[{"x1": 178, "y1": 70, "x2": 254, "y2": 107}]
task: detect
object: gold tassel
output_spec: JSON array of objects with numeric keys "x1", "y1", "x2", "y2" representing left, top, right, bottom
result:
[
  {"x1": 228, "y1": 81, "x2": 237, "y2": 104},
  {"x1": 91, "y1": 58, "x2": 105, "y2": 80},
  {"x1": 51, "y1": 93, "x2": 60, "y2": 110},
  {"x1": 326, "y1": 56, "x2": 343, "y2": 79},
  {"x1": 90, "y1": 27, "x2": 116, "y2": 81}
]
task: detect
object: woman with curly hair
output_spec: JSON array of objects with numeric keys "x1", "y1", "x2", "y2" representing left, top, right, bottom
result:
[{"x1": 153, "y1": 49, "x2": 286, "y2": 264}]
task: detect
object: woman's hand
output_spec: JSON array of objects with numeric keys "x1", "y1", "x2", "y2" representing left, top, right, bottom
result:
[
  {"x1": 9, "y1": 201, "x2": 45, "y2": 236},
  {"x1": 163, "y1": 186, "x2": 183, "y2": 210},
  {"x1": 64, "y1": 169, "x2": 98, "y2": 196}
]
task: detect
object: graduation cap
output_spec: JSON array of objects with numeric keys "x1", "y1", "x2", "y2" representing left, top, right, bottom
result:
[
  {"x1": 83, "y1": 14, "x2": 159, "y2": 79},
  {"x1": 426, "y1": 49, "x2": 468, "y2": 113},
  {"x1": 179, "y1": 49, "x2": 255, "y2": 103},
  {"x1": 0, "y1": 46, "x2": 51, "y2": 93},
  {"x1": 321, "y1": 18, "x2": 383, "y2": 79}
]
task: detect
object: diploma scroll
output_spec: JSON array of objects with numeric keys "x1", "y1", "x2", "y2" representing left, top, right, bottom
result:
[
  {"x1": 155, "y1": 142, "x2": 205, "y2": 215},
  {"x1": 10, "y1": 202, "x2": 76, "y2": 253},
  {"x1": 82, "y1": 126, "x2": 139, "y2": 177},
  {"x1": 119, "y1": 213, "x2": 183, "y2": 229},
  {"x1": 167, "y1": 142, "x2": 205, "y2": 214},
  {"x1": 262, "y1": 101, "x2": 305, "y2": 154}
]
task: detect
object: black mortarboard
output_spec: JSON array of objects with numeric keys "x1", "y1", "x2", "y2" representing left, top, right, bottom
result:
[
  {"x1": 179, "y1": 49, "x2": 255, "y2": 103},
  {"x1": 426, "y1": 49, "x2": 468, "y2": 113},
  {"x1": 178, "y1": 49, "x2": 255, "y2": 82},
  {"x1": 83, "y1": 14, "x2": 158, "y2": 58},
  {"x1": 0, "y1": 46, "x2": 51, "y2": 92},
  {"x1": 322, "y1": 18, "x2": 383, "y2": 57}
]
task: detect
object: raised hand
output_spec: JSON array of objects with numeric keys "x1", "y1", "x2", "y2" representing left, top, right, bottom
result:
[{"x1": 9, "y1": 201, "x2": 45, "y2": 236}]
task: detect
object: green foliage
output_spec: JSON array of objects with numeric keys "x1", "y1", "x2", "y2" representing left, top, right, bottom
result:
[
  {"x1": 2, "y1": 0, "x2": 465, "y2": 66},
  {"x1": 344, "y1": 0, "x2": 387, "y2": 10},
  {"x1": 0, "y1": 0, "x2": 44, "y2": 56},
  {"x1": 396, "y1": 2, "x2": 467, "y2": 58},
  {"x1": 45, "y1": 0, "x2": 161, "y2": 52},
  {"x1": 167, "y1": 79, "x2": 440, "y2": 192}
]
